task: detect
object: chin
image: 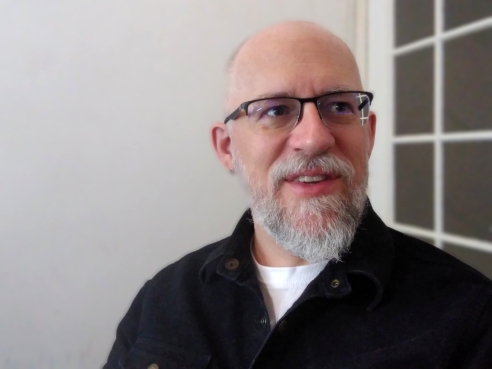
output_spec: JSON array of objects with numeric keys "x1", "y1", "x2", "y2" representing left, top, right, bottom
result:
[
  {"x1": 292, "y1": 207, "x2": 337, "y2": 225},
  {"x1": 282, "y1": 195, "x2": 347, "y2": 230},
  {"x1": 250, "y1": 184, "x2": 367, "y2": 263}
]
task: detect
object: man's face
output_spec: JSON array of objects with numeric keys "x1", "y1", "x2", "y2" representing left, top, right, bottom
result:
[{"x1": 214, "y1": 27, "x2": 376, "y2": 261}]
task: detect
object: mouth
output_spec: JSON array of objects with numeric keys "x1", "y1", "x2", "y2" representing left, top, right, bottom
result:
[
  {"x1": 292, "y1": 174, "x2": 335, "y2": 184},
  {"x1": 282, "y1": 170, "x2": 342, "y2": 197},
  {"x1": 285, "y1": 170, "x2": 340, "y2": 184}
]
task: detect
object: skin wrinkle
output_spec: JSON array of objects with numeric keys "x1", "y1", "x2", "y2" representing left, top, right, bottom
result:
[{"x1": 212, "y1": 20, "x2": 376, "y2": 266}]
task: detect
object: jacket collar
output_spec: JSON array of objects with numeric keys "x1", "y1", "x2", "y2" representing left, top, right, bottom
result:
[
  {"x1": 199, "y1": 200, "x2": 395, "y2": 310},
  {"x1": 199, "y1": 209, "x2": 256, "y2": 284}
]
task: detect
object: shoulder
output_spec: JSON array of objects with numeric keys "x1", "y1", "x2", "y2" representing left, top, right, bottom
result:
[
  {"x1": 146, "y1": 236, "x2": 229, "y2": 288},
  {"x1": 385, "y1": 230, "x2": 492, "y2": 365},
  {"x1": 389, "y1": 228, "x2": 492, "y2": 290}
]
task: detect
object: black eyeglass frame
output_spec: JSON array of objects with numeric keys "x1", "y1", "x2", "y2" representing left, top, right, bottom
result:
[{"x1": 223, "y1": 90, "x2": 374, "y2": 125}]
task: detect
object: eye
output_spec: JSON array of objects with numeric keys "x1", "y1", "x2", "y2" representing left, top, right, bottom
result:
[
  {"x1": 330, "y1": 102, "x2": 353, "y2": 114},
  {"x1": 248, "y1": 98, "x2": 299, "y2": 126},
  {"x1": 265, "y1": 105, "x2": 291, "y2": 117}
]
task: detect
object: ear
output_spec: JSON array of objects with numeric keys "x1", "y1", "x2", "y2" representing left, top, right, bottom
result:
[
  {"x1": 211, "y1": 122, "x2": 234, "y2": 171},
  {"x1": 366, "y1": 111, "x2": 377, "y2": 158}
]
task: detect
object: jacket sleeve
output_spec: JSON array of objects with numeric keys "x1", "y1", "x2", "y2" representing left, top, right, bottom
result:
[
  {"x1": 102, "y1": 281, "x2": 151, "y2": 369},
  {"x1": 460, "y1": 294, "x2": 492, "y2": 369}
]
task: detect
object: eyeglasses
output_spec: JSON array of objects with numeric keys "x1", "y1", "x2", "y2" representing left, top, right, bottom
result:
[{"x1": 224, "y1": 91, "x2": 374, "y2": 135}]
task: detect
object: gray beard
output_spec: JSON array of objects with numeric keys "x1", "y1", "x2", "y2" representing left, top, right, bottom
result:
[{"x1": 234, "y1": 152, "x2": 368, "y2": 263}]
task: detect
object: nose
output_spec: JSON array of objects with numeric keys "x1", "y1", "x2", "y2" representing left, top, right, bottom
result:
[{"x1": 289, "y1": 102, "x2": 336, "y2": 155}]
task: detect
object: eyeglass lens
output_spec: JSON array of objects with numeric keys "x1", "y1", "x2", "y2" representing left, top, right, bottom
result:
[{"x1": 246, "y1": 92, "x2": 370, "y2": 134}]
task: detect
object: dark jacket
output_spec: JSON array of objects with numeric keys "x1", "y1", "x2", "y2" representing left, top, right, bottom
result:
[{"x1": 104, "y1": 204, "x2": 492, "y2": 369}]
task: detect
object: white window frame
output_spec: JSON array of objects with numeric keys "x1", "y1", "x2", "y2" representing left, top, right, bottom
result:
[{"x1": 366, "y1": 0, "x2": 492, "y2": 253}]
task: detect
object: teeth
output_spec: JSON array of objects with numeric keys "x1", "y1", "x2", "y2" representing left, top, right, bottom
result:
[{"x1": 294, "y1": 175, "x2": 327, "y2": 183}]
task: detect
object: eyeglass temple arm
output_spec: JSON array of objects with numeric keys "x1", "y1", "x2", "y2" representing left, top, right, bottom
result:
[{"x1": 224, "y1": 107, "x2": 242, "y2": 124}]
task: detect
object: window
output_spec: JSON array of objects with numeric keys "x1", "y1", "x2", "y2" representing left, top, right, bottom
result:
[{"x1": 368, "y1": 0, "x2": 492, "y2": 278}]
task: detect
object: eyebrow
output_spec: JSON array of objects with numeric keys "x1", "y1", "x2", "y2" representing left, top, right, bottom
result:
[{"x1": 254, "y1": 86, "x2": 355, "y2": 100}]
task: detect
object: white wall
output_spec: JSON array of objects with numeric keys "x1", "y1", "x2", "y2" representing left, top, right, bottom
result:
[
  {"x1": 0, "y1": 1, "x2": 357, "y2": 368},
  {"x1": 366, "y1": 0, "x2": 394, "y2": 223}
]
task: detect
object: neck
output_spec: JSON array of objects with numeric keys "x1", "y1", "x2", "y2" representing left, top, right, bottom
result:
[{"x1": 252, "y1": 223, "x2": 309, "y2": 267}]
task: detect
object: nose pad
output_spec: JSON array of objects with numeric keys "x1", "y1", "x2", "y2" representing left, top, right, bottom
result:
[
  {"x1": 289, "y1": 101, "x2": 336, "y2": 155},
  {"x1": 296, "y1": 101, "x2": 324, "y2": 128}
]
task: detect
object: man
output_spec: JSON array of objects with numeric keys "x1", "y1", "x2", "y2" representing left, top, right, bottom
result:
[{"x1": 104, "y1": 21, "x2": 492, "y2": 369}]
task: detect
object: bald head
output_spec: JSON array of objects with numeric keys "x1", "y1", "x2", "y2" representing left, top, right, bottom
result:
[{"x1": 225, "y1": 21, "x2": 362, "y2": 111}]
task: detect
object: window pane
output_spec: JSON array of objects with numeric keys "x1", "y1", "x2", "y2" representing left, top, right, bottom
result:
[
  {"x1": 395, "y1": 0, "x2": 434, "y2": 46},
  {"x1": 395, "y1": 143, "x2": 434, "y2": 229},
  {"x1": 445, "y1": 0, "x2": 492, "y2": 30},
  {"x1": 395, "y1": 47, "x2": 434, "y2": 135},
  {"x1": 444, "y1": 28, "x2": 492, "y2": 132},
  {"x1": 444, "y1": 142, "x2": 492, "y2": 241},
  {"x1": 443, "y1": 243, "x2": 492, "y2": 279}
]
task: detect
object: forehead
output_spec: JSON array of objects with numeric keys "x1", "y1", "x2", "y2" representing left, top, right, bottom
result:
[{"x1": 229, "y1": 32, "x2": 362, "y2": 106}]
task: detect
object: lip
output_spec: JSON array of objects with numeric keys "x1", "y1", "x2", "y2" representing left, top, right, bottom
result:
[
  {"x1": 283, "y1": 170, "x2": 342, "y2": 198},
  {"x1": 284, "y1": 170, "x2": 339, "y2": 182}
]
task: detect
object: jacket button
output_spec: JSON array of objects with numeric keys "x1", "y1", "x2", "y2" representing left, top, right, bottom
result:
[
  {"x1": 148, "y1": 364, "x2": 159, "y2": 369},
  {"x1": 331, "y1": 279, "x2": 340, "y2": 288},
  {"x1": 277, "y1": 320, "x2": 288, "y2": 333},
  {"x1": 260, "y1": 316, "x2": 268, "y2": 326},
  {"x1": 225, "y1": 258, "x2": 239, "y2": 270}
]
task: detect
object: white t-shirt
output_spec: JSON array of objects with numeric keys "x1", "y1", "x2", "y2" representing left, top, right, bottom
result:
[{"x1": 252, "y1": 252, "x2": 328, "y2": 327}]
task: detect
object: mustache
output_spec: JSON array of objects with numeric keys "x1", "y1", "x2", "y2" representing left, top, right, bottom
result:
[{"x1": 270, "y1": 153, "x2": 355, "y2": 191}]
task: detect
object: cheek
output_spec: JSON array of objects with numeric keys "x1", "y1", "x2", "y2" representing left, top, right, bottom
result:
[
  {"x1": 335, "y1": 133, "x2": 370, "y2": 174},
  {"x1": 241, "y1": 137, "x2": 285, "y2": 177}
]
